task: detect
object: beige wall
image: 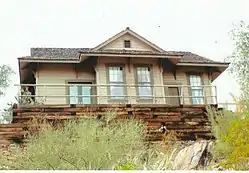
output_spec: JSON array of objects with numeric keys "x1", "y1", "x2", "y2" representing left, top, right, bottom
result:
[
  {"x1": 96, "y1": 57, "x2": 165, "y2": 104},
  {"x1": 35, "y1": 60, "x2": 215, "y2": 105},
  {"x1": 101, "y1": 33, "x2": 157, "y2": 51},
  {"x1": 35, "y1": 63, "x2": 95, "y2": 104},
  {"x1": 163, "y1": 67, "x2": 214, "y2": 105}
]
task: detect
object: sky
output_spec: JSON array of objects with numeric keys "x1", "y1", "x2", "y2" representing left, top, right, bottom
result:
[{"x1": 0, "y1": 0, "x2": 248, "y2": 111}]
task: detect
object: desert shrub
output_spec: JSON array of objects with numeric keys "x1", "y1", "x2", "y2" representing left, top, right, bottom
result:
[
  {"x1": 137, "y1": 144, "x2": 179, "y2": 170},
  {"x1": 114, "y1": 161, "x2": 137, "y2": 170},
  {"x1": 114, "y1": 141, "x2": 180, "y2": 170},
  {"x1": 221, "y1": 117, "x2": 249, "y2": 170},
  {"x1": 206, "y1": 106, "x2": 242, "y2": 159},
  {"x1": 0, "y1": 112, "x2": 146, "y2": 170},
  {"x1": 207, "y1": 104, "x2": 249, "y2": 170}
]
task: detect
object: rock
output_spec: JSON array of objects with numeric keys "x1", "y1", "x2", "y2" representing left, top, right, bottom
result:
[{"x1": 172, "y1": 141, "x2": 209, "y2": 170}]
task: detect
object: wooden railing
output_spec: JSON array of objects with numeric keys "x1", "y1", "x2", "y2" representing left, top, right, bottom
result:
[{"x1": 14, "y1": 84, "x2": 217, "y2": 106}]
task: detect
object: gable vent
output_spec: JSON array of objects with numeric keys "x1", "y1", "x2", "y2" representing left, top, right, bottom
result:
[{"x1": 124, "y1": 40, "x2": 131, "y2": 48}]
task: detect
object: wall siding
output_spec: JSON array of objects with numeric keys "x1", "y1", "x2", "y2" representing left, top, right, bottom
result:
[
  {"x1": 101, "y1": 33, "x2": 157, "y2": 51},
  {"x1": 36, "y1": 64, "x2": 95, "y2": 104},
  {"x1": 35, "y1": 61, "x2": 215, "y2": 105},
  {"x1": 163, "y1": 66, "x2": 214, "y2": 105},
  {"x1": 96, "y1": 57, "x2": 165, "y2": 104}
]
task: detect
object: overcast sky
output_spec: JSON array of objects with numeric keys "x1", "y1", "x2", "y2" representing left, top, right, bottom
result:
[{"x1": 0, "y1": 0, "x2": 248, "y2": 110}]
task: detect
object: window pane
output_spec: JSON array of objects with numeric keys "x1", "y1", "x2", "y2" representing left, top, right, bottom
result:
[
  {"x1": 189, "y1": 75, "x2": 204, "y2": 104},
  {"x1": 69, "y1": 85, "x2": 92, "y2": 104},
  {"x1": 69, "y1": 85, "x2": 78, "y2": 104},
  {"x1": 110, "y1": 83, "x2": 124, "y2": 99},
  {"x1": 137, "y1": 67, "x2": 151, "y2": 82},
  {"x1": 192, "y1": 89, "x2": 204, "y2": 104},
  {"x1": 81, "y1": 86, "x2": 91, "y2": 104},
  {"x1": 138, "y1": 84, "x2": 152, "y2": 99},
  {"x1": 109, "y1": 67, "x2": 123, "y2": 82},
  {"x1": 189, "y1": 75, "x2": 202, "y2": 86},
  {"x1": 108, "y1": 66, "x2": 125, "y2": 99}
]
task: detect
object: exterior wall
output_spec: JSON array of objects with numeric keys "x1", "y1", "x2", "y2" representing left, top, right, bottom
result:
[
  {"x1": 163, "y1": 66, "x2": 214, "y2": 105},
  {"x1": 95, "y1": 57, "x2": 165, "y2": 104},
  {"x1": 101, "y1": 33, "x2": 157, "y2": 51},
  {"x1": 35, "y1": 63, "x2": 95, "y2": 104},
  {"x1": 34, "y1": 61, "x2": 214, "y2": 105}
]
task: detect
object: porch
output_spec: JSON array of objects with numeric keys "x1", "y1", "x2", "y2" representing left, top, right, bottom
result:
[{"x1": 14, "y1": 84, "x2": 217, "y2": 106}]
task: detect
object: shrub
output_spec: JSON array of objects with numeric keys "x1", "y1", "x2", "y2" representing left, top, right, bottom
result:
[
  {"x1": 207, "y1": 104, "x2": 249, "y2": 170},
  {"x1": 206, "y1": 106, "x2": 242, "y2": 159},
  {"x1": 0, "y1": 113, "x2": 146, "y2": 170},
  {"x1": 221, "y1": 117, "x2": 249, "y2": 170}
]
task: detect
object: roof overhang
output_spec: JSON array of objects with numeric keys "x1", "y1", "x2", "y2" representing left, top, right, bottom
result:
[
  {"x1": 176, "y1": 62, "x2": 230, "y2": 67},
  {"x1": 18, "y1": 58, "x2": 80, "y2": 63},
  {"x1": 79, "y1": 53, "x2": 181, "y2": 59},
  {"x1": 18, "y1": 58, "x2": 80, "y2": 83}
]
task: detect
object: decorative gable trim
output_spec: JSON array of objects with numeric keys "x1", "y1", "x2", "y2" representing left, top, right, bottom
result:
[{"x1": 92, "y1": 27, "x2": 165, "y2": 52}]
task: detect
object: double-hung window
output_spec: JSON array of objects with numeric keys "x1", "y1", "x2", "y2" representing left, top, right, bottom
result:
[
  {"x1": 108, "y1": 66, "x2": 125, "y2": 99},
  {"x1": 136, "y1": 67, "x2": 152, "y2": 99},
  {"x1": 189, "y1": 75, "x2": 204, "y2": 104}
]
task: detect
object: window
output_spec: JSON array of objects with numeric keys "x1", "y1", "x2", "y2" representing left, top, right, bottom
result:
[
  {"x1": 108, "y1": 66, "x2": 125, "y2": 99},
  {"x1": 189, "y1": 75, "x2": 204, "y2": 104},
  {"x1": 68, "y1": 82, "x2": 91, "y2": 104},
  {"x1": 136, "y1": 67, "x2": 152, "y2": 99},
  {"x1": 124, "y1": 40, "x2": 131, "y2": 48}
]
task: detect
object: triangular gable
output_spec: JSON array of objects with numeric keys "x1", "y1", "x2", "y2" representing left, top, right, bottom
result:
[{"x1": 92, "y1": 27, "x2": 165, "y2": 52}]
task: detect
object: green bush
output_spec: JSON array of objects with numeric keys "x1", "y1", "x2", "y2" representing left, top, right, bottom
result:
[
  {"x1": 0, "y1": 113, "x2": 146, "y2": 170},
  {"x1": 207, "y1": 105, "x2": 249, "y2": 170},
  {"x1": 114, "y1": 161, "x2": 137, "y2": 170},
  {"x1": 206, "y1": 106, "x2": 241, "y2": 158},
  {"x1": 221, "y1": 117, "x2": 249, "y2": 170}
]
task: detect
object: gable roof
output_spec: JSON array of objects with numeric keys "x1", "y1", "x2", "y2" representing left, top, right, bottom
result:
[
  {"x1": 19, "y1": 47, "x2": 229, "y2": 66},
  {"x1": 18, "y1": 27, "x2": 229, "y2": 66},
  {"x1": 92, "y1": 27, "x2": 165, "y2": 52}
]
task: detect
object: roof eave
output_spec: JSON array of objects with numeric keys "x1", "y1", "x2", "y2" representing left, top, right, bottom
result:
[
  {"x1": 79, "y1": 52, "x2": 181, "y2": 58},
  {"x1": 18, "y1": 58, "x2": 80, "y2": 63},
  {"x1": 176, "y1": 62, "x2": 230, "y2": 67}
]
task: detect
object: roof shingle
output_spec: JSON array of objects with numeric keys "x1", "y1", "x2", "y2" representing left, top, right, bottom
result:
[{"x1": 20, "y1": 48, "x2": 227, "y2": 65}]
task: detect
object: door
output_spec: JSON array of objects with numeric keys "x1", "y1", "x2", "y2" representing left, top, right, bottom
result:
[
  {"x1": 168, "y1": 87, "x2": 180, "y2": 106},
  {"x1": 68, "y1": 82, "x2": 92, "y2": 104}
]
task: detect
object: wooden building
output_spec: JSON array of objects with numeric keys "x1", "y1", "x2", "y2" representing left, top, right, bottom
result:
[{"x1": 7, "y1": 27, "x2": 230, "y2": 143}]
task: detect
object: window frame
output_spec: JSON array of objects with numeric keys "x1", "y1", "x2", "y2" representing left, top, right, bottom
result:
[
  {"x1": 66, "y1": 80, "x2": 95, "y2": 105},
  {"x1": 124, "y1": 40, "x2": 131, "y2": 48},
  {"x1": 106, "y1": 64, "x2": 127, "y2": 101},
  {"x1": 187, "y1": 72, "x2": 205, "y2": 105},
  {"x1": 134, "y1": 64, "x2": 154, "y2": 102}
]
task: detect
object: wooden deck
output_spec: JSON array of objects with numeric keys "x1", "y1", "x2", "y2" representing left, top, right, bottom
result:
[{"x1": 0, "y1": 104, "x2": 217, "y2": 145}]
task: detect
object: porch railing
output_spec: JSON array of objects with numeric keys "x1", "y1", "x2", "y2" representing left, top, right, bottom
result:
[{"x1": 14, "y1": 84, "x2": 218, "y2": 106}]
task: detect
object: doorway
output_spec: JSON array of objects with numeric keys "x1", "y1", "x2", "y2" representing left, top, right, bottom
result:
[{"x1": 167, "y1": 87, "x2": 180, "y2": 106}]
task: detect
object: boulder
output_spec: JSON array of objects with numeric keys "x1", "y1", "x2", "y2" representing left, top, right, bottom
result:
[{"x1": 172, "y1": 141, "x2": 210, "y2": 170}]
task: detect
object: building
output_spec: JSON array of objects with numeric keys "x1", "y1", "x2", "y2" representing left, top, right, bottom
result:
[{"x1": 17, "y1": 27, "x2": 229, "y2": 106}]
